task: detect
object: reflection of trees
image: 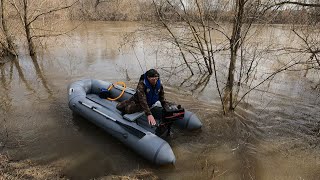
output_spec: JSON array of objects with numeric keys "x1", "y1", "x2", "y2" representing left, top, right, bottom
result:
[
  {"x1": 0, "y1": 63, "x2": 12, "y2": 111},
  {"x1": 1, "y1": 61, "x2": 14, "y2": 151},
  {"x1": 12, "y1": 58, "x2": 34, "y2": 92},
  {"x1": 30, "y1": 56, "x2": 52, "y2": 95},
  {"x1": 179, "y1": 73, "x2": 211, "y2": 94},
  {"x1": 0, "y1": 55, "x2": 52, "y2": 113},
  {"x1": 0, "y1": 55, "x2": 52, "y2": 151}
]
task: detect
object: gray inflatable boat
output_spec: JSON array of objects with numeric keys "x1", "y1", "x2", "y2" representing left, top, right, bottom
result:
[{"x1": 68, "y1": 79, "x2": 202, "y2": 165}]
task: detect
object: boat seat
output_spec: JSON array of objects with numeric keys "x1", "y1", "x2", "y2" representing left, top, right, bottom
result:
[
  {"x1": 87, "y1": 93, "x2": 162, "y2": 122},
  {"x1": 123, "y1": 101, "x2": 162, "y2": 122},
  {"x1": 123, "y1": 112, "x2": 145, "y2": 122}
]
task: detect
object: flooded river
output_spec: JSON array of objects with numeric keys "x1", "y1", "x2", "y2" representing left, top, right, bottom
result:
[{"x1": 1, "y1": 21, "x2": 320, "y2": 179}]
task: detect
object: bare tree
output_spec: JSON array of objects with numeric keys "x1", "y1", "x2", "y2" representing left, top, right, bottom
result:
[
  {"x1": 0, "y1": 0, "x2": 17, "y2": 57},
  {"x1": 223, "y1": 0, "x2": 246, "y2": 112},
  {"x1": 9, "y1": 0, "x2": 78, "y2": 56},
  {"x1": 149, "y1": 0, "x2": 320, "y2": 114},
  {"x1": 152, "y1": 0, "x2": 194, "y2": 75},
  {"x1": 150, "y1": 0, "x2": 264, "y2": 113}
]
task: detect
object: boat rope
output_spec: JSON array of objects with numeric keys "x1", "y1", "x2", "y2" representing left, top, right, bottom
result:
[{"x1": 107, "y1": 81, "x2": 126, "y2": 101}]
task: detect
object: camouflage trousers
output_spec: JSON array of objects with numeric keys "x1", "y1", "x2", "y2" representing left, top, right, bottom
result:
[{"x1": 116, "y1": 99, "x2": 143, "y2": 114}]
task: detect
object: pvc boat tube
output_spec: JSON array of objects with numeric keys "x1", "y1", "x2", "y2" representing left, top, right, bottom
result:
[{"x1": 68, "y1": 79, "x2": 202, "y2": 164}]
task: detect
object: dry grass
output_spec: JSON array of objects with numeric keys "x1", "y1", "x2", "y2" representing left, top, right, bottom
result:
[
  {"x1": 0, "y1": 154, "x2": 67, "y2": 180},
  {"x1": 98, "y1": 169, "x2": 159, "y2": 180},
  {"x1": 0, "y1": 154, "x2": 159, "y2": 180}
]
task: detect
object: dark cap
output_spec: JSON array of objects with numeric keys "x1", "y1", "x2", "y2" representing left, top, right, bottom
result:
[{"x1": 146, "y1": 69, "x2": 159, "y2": 77}]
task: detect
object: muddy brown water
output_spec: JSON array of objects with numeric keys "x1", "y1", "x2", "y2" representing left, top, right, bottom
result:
[{"x1": 0, "y1": 21, "x2": 320, "y2": 180}]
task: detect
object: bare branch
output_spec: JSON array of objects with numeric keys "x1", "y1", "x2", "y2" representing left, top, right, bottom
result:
[
  {"x1": 263, "y1": 1, "x2": 320, "y2": 12},
  {"x1": 234, "y1": 60, "x2": 304, "y2": 109},
  {"x1": 27, "y1": 0, "x2": 79, "y2": 27},
  {"x1": 9, "y1": 0, "x2": 25, "y2": 25},
  {"x1": 152, "y1": 0, "x2": 194, "y2": 75},
  {"x1": 30, "y1": 23, "x2": 80, "y2": 40},
  {"x1": 273, "y1": 1, "x2": 320, "y2": 8}
]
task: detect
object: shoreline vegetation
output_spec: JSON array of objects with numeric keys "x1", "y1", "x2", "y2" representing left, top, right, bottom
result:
[
  {"x1": 0, "y1": 154, "x2": 159, "y2": 179},
  {"x1": 69, "y1": 2, "x2": 319, "y2": 24},
  {"x1": 0, "y1": 0, "x2": 318, "y2": 59},
  {"x1": 0, "y1": 154, "x2": 67, "y2": 179},
  {"x1": 0, "y1": 0, "x2": 318, "y2": 57}
]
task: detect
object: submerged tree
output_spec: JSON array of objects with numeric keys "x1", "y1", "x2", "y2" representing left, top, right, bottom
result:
[
  {"x1": 0, "y1": 0, "x2": 17, "y2": 57},
  {"x1": 150, "y1": 0, "x2": 319, "y2": 114},
  {"x1": 9, "y1": 0, "x2": 78, "y2": 56},
  {"x1": 150, "y1": 0, "x2": 260, "y2": 113}
]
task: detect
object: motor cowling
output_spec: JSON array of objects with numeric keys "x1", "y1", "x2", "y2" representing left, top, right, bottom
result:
[
  {"x1": 162, "y1": 103, "x2": 185, "y2": 122},
  {"x1": 156, "y1": 103, "x2": 185, "y2": 137}
]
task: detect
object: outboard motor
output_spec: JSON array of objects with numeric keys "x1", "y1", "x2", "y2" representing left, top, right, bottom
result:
[{"x1": 156, "y1": 103, "x2": 185, "y2": 137}]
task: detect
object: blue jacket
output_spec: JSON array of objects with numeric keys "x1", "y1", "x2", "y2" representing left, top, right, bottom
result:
[
  {"x1": 130, "y1": 73, "x2": 165, "y2": 115},
  {"x1": 143, "y1": 74, "x2": 161, "y2": 107}
]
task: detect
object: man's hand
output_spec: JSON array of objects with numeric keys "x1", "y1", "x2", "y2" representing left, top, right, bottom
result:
[{"x1": 147, "y1": 115, "x2": 156, "y2": 126}]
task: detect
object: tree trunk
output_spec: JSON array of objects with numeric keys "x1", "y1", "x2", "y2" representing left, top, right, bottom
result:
[
  {"x1": 224, "y1": 0, "x2": 245, "y2": 112},
  {"x1": 25, "y1": 24, "x2": 36, "y2": 56},
  {"x1": 22, "y1": 0, "x2": 36, "y2": 56},
  {"x1": 1, "y1": 0, "x2": 17, "y2": 56}
]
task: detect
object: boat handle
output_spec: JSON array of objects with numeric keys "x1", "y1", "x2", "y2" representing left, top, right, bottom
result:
[
  {"x1": 79, "y1": 101, "x2": 92, "y2": 109},
  {"x1": 92, "y1": 107, "x2": 117, "y2": 122},
  {"x1": 79, "y1": 101, "x2": 116, "y2": 122},
  {"x1": 78, "y1": 100, "x2": 146, "y2": 138}
]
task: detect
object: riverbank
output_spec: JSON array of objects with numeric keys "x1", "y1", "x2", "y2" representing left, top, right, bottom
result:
[
  {"x1": 0, "y1": 153, "x2": 160, "y2": 179},
  {"x1": 0, "y1": 153, "x2": 66, "y2": 179}
]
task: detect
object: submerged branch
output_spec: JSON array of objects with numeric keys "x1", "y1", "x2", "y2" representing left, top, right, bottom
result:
[
  {"x1": 152, "y1": 0, "x2": 194, "y2": 75},
  {"x1": 234, "y1": 60, "x2": 303, "y2": 109}
]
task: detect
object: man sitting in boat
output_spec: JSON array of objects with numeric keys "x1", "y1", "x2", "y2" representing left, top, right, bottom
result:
[{"x1": 116, "y1": 69, "x2": 167, "y2": 126}]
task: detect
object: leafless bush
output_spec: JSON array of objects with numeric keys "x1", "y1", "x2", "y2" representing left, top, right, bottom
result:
[
  {"x1": 0, "y1": 0, "x2": 78, "y2": 58},
  {"x1": 147, "y1": 0, "x2": 320, "y2": 114},
  {"x1": 69, "y1": 0, "x2": 156, "y2": 21}
]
